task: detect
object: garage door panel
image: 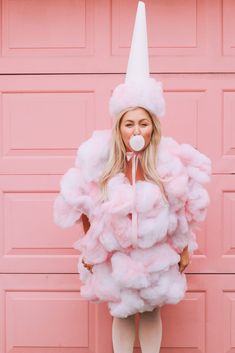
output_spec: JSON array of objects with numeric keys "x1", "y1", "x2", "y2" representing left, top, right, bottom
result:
[
  {"x1": 2, "y1": 92, "x2": 95, "y2": 152},
  {"x1": 6, "y1": 291, "x2": 89, "y2": 349},
  {"x1": 0, "y1": 174, "x2": 83, "y2": 273},
  {"x1": 224, "y1": 290, "x2": 235, "y2": 353},
  {"x1": 188, "y1": 175, "x2": 235, "y2": 273},
  {"x1": 161, "y1": 89, "x2": 206, "y2": 146},
  {"x1": 112, "y1": 0, "x2": 207, "y2": 57},
  {"x1": 210, "y1": 83, "x2": 235, "y2": 174},
  {"x1": 2, "y1": 0, "x2": 95, "y2": 56},
  {"x1": 222, "y1": 90, "x2": 235, "y2": 168},
  {"x1": 0, "y1": 75, "x2": 109, "y2": 174},
  {"x1": 0, "y1": 274, "x2": 99, "y2": 353},
  {"x1": 160, "y1": 75, "x2": 235, "y2": 174},
  {"x1": 161, "y1": 290, "x2": 206, "y2": 353},
  {"x1": 204, "y1": 175, "x2": 235, "y2": 273},
  {"x1": 223, "y1": 0, "x2": 235, "y2": 56},
  {"x1": 161, "y1": 275, "x2": 234, "y2": 353}
]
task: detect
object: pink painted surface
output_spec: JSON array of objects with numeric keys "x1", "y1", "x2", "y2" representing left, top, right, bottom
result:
[
  {"x1": 0, "y1": 274, "x2": 233, "y2": 353},
  {"x1": 0, "y1": 73, "x2": 233, "y2": 174},
  {"x1": 0, "y1": 0, "x2": 233, "y2": 352},
  {"x1": 0, "y1": 0, "x2": 233, "y2": 73}
]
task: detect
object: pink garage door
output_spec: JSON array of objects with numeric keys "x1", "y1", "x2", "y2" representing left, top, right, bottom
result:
[{"x1": 0, "y1": 0, "x2": 234, "y2": 352}]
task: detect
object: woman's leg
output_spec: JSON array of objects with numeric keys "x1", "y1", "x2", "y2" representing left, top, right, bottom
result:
[
  {"x1": 112, "y1": 315, "x2": 136, "y2": 353},
  {"x1": 138, "y1": 307, "x2": 162, "y2": 353}
]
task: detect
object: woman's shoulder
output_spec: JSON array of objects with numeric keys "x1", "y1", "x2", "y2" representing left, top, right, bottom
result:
[
  {"x1": 158, "y1": 135, "x2": 211, "y2": 183},
  {"x1": 75, "y1": 129, "x2": 112, "y2": 183}
]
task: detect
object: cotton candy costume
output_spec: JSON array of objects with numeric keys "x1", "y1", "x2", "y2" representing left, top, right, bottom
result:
[{"x1": 53, "y1": 1, "x2": 211, "y2": 318}]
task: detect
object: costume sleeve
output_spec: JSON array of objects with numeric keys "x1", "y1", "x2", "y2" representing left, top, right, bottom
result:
[
  {"x1": 53, "y1": 130, "x2": 111, "y2": 229},
  {"x1": 53, "y1": 166, "x2": 94, "y2": 229},
  {"x1": 166, "y1": 142, "x2": 211, "y2": 256}
]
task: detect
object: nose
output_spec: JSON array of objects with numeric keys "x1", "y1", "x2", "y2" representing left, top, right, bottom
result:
[{"x1": 133, "y1": 125, "x2": 140, "y2": 135}]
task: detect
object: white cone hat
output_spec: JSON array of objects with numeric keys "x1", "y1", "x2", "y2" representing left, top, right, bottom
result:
[
  {"x1": 109, "y1": 1, "x2": 165, "y2": 121},
  {"x1": 125, "y1": 1, "x2": 149, "y2": 83}
]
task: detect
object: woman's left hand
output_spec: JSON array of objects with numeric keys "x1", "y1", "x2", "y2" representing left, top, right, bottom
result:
[{"x1": 178, "y1": 246, "x2": 190, "y2": 273}]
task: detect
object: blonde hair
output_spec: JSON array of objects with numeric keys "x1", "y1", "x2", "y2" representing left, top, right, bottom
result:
[{"x1": 99, "y1": 107, "x2": 169, "y2": 203}]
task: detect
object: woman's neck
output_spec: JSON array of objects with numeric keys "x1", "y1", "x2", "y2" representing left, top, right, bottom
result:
[{"x1": 125, "y1": 158, "x2": 145, "y2": 184}]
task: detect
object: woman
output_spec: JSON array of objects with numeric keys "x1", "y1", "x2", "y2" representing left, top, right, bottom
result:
[
  {"x1": 54, "y1": 3, "x2": 211, "y2": 352},
  {"x1": 53, "y1": 103, "x2": 210, "y2": 353},
  {"x1": 81, "y1": 105, "x2": 190, "y2": 353}
]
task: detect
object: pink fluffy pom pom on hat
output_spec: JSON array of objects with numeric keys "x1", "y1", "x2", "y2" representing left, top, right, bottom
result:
[{"x1": 109, "y1": 1, "x2": 165, "y2": 121}]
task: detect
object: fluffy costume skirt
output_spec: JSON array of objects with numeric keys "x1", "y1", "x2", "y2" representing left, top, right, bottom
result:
[{"x1": 76, "y1": 243, "x2": 186, "y2": 318}]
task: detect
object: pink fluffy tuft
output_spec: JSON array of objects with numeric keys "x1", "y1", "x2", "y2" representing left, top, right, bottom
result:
[{"x1": 109, "y1": 78, "x2": 165, "y2": 120}]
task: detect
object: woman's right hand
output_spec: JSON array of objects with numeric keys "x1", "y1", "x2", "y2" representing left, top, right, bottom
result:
[
  {"x1": 80, "y1": 214, "x2": 92, "y2": 272},
  {"x1": 178, "y1": 246, "x2": 190, "y2": 273},
  {"x1": 82, "y1": 258, "x2": 93, "y2": 273}
]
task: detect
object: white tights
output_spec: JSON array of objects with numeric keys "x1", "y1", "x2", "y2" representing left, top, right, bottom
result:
[{"x1": 112, "y1": 307, "x2": 162, "y2": 353}]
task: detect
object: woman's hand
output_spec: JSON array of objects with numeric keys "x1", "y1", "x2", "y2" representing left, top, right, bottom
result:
[
  {"x1": 178, "y1": 246, "x2": 190, "y2": 273},
  {"x1": 82, "y1": 258, "x2": 93, "y2": 273},
  {"x1": 80, "y1": 214, "x2": 93, "y2": 273},
  {"x1": 81, "y1": 213, "x2": 91, "y2": 233}
]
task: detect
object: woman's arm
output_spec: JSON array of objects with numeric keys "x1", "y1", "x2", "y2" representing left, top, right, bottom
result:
[
  {"x1": 81, "y1": 213, "x2": 91, "y2": 233},
  {"x1": 178, "y1": 245, "x2": 190, "y2": 273},
  {"x1": 80, "y1": 214, "x2": 93, "y2": 272}
]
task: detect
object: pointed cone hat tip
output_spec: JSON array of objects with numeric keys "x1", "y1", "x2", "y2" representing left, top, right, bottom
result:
[
  {"x1": 109, "y1": 1, "x2": 166, "y2": 120},
  {"x1": 125, "y1": 1, "x2": 149, "y2": 83}
]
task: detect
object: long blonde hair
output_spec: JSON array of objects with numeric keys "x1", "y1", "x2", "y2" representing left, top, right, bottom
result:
[{"x1": 99, "y1": 107, "x2": 168, "y2": 203}]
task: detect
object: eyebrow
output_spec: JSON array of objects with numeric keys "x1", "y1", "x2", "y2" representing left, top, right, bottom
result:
[{"x1": 125, "y1": 119, "x2": 150, "y2": 123}]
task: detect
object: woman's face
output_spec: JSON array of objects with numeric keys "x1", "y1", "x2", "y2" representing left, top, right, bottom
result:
[{"x1": 120, "y1": 107, "x2": 153, "y2": 152}]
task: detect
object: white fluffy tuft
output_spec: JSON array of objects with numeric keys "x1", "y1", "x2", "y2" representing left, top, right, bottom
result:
[{"x1": 109, "y1": 78, "x2": 165, "y2": 120}]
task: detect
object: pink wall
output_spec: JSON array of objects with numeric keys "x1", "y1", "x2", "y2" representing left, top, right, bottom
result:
[{"x1": 0, "y1": 0, "x2": 234, "y2": 352}]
